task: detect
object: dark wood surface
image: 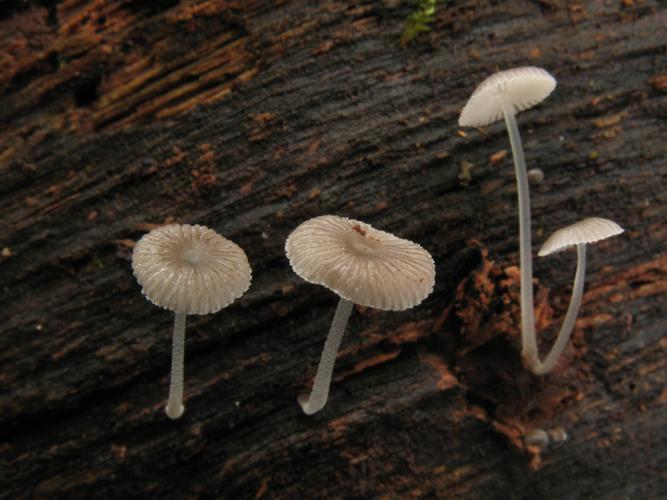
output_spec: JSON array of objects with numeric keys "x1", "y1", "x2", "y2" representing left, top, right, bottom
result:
[{"x1": 1, "y1": 1, "x2": 666, "y2": 498}]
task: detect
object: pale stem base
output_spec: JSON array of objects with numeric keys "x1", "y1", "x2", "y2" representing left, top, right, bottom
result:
[
  {"x1": 165, "y1": 312, "x2": 186, "y2": 419},
  {"x1": 298, "y1": 297, "x2": 354, "y2": 415},
  {"x1": 500, "y1": 98, "x2": 538, "y2": 366},
  {"x1": 500, "y1": 98, "x2": 587, "y2": 375},
  {"x1": 530, "y1": 244, "x2": 587, "y2": 375}
]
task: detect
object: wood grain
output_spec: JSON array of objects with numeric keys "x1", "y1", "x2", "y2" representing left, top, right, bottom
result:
[{"x1": 1, "y1": 1, "x2": 666, "y2": 498}]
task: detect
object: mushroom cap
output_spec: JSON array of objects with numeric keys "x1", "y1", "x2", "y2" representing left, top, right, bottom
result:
[
  {"x1": 285, "y1": 215, "x2": 435, "y2": 311},
  {"x1": 538, "y1": 218, "x2": 624, "y2": 256},
  {"x1": 132, "y1": 224, "x2": 252, "y2": 315},
  {"x1": 459, "y1": 67, "x2": 556, "y2": 127}
]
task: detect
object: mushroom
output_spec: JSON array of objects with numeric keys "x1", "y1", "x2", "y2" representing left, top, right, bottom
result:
[
  {"x1": 132, "y1": 224, "x2": 251, "y2": 419},
  {"x1": 285, "y1": 215, "x2": 435, "y2": 415},
  {"x1": 530, "y1": 217, "x2": 623, "y2": 374},
  {"x1": 524, "y1": 429, "x2": 550, "y2": 450},
  {"x1": 528, "y1": 168, "x2": 545, "y2": 186},
  {"x1": 459, "y1": 67, "x2": 556, "y2": 369}
]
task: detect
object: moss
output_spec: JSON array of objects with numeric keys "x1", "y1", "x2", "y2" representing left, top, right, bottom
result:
[{"x1": 401, "y1": 0, "x2": 444, "y2": 46}]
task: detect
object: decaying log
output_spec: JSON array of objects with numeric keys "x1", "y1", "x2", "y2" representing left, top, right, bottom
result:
[{"x1": 1, "y1": 0, "x2": 666, "y2": 498}]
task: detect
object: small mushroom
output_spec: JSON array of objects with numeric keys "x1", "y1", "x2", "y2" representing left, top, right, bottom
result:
[
  {"x1": 528, "y1": 168, "x2": 544, "y2": 185},
  {"x1": 524, "y1": 426, "x2": 569, "y2": 451},
  {"x1": 530, "y1": 217, "x2": 623, "y2": 374},
  {"x1": 132, "y1": 224, "x2": 251, "y2": 419},
  {"x1": 285, "y1": 215, "x2": 435, "y2": 415},
  {"x1": 524, "y1": 429, "x2": 550, "y2": 450},
  {"x1": 459, "y1": 67, "x2": 556, "y2": 368}
]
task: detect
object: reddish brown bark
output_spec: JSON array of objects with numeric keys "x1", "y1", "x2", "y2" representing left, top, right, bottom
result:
[{"x1": 1, "y1": 1, "x2": 666, "y2": 498}]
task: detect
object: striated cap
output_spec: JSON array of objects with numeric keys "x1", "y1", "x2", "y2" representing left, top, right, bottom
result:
[
  {"x1": 285, "y1": 215, "x2": 435, "y2": 311},
  {"x1": 459, "y1": 66, "x2": 556, "y2": 127},
  {"x1": 538, "y1": 218, "x2": 624, "y2": 257},
  {"x1": 132, "y1": 224, "x2": 252, "y2": 315}
]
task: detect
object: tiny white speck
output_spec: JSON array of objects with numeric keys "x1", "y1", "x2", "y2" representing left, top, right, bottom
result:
[{"x1": 548, "y1": 427, "x2": 568, "y2": 443}]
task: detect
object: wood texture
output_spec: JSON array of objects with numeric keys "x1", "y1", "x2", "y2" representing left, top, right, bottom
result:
[{"x1": 1, "y1": 1, "x2": 666, "y2": 498}]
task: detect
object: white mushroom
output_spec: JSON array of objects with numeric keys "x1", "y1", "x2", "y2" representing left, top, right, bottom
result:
[
  {"x1": 531, "y1": 218, "x2": 623, "y2": 374},
  {"x1": 459, "y1": 67, "x2": 556, "y2": 371},
  {"x1": 285, "y1": 215, "x2": 435, "y2": 415},
  {"x1": 524, "y1": 429, "x2": 550, "y2": 450},
  {"x1": 132, "y1": 224, "x2": 252, "y2": 419},
  {"x1": 528, "y1": 168, "x2": 545, "y2": 185}
]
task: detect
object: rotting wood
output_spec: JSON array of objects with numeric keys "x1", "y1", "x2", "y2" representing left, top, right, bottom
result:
[{"x1": 1, "y1": 0, "x2": 666, "y2": 498}]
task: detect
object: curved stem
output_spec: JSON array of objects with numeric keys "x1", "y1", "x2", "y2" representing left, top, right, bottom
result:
[
  {"x1": 298, "y1": 297, "x2": 354, "y2": 415},
  {"x1": 500, "y1": 98, "x2": 537, "y2": 367},
  {"x1": 165, "y1": 312, "x2": 186, "y2": 419},
  {"x1": 533, "y1": 244, "x2": 586, "y2": 375}
]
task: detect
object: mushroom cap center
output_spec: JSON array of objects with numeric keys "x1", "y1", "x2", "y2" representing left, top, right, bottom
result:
[
  {"x1": 285, "y1": 215, "x2": 436, "y2": 311},
  {"x1": 346, "y1": 224, "x2": 382, "y2": 256},
  {"x1": 132, "y1": 223, "x2": 252, "y2": 315},
  {"x1": 178, "y1": 241, "x2": 207, "y2": 267}
]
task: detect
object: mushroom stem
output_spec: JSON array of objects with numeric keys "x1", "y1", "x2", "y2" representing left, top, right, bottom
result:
[
  {"x1": 532, "y1": 244, "x2": 586, "y2": 375},
  {"x1": 298, "y1": 297, "x2": 354, "y2": 415},
  {"x1": 165, "y1": 312, "x2": 186, "y2": 419},
  {"x1": 500, "y1": 97, "x2": 538, "y2": 367}
]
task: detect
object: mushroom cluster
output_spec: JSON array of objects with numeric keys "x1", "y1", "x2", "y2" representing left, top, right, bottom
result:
[
  {"x1": 131, "y1": 217, "x2": 435, "y2": 418},
  {"x1": 127, "y1": 67, "x2": 625, "y2": 422},
  {"x1": 459, "y1": 67, "x2": 624, "y2": 375}
]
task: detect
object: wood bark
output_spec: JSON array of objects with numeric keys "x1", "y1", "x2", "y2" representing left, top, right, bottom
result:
[{"x1": 1, "y1": 1, "x2": 666, "y2": 498}]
